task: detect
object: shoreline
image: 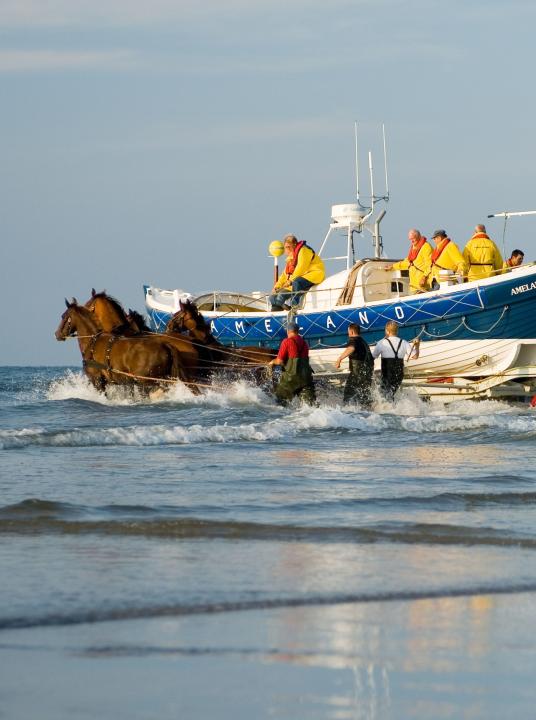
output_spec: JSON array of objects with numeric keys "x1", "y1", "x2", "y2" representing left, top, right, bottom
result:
[{"x1": 2, "y1": 591, "x2": 536, "y2": 719}]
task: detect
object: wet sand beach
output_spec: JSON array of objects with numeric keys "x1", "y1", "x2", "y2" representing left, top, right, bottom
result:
[{"x1": 2, "y1": 591, "x2": 536, "y2": 719}]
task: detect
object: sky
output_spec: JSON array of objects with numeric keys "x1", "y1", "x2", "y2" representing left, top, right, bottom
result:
[{"x1": 1, "y1": 0, "x2": 535, "y2": 365}]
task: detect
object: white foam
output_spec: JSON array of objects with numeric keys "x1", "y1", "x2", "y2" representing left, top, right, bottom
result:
[
  {"x1": 5, "y1": 370, "x2": 524, "y2": 450},
  {"x1": 47, "y1": 371, "x2": 139, "y2": 406},
  {"x1": 4, "y1": 400, "x2": 536, "y2": 450},
  {"x1": 46, "y1": 371, "x2": 273, "y2": 409},
  {"x1": 164, "y1": 379, "x2": 272, "y2": 408}
]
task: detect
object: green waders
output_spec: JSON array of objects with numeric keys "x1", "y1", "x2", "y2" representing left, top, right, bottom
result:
[
  {"x1": 343, "y1": 356, "x2": 374, "y2": 407},
  {"x1": 275, "y1": 357, "x2": 316, "y2": 405}
]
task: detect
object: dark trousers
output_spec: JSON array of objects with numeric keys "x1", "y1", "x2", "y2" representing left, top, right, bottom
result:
[
  {"x1": 269, "y1": 277, "x2": 315, "y2": 308},
  {"x1": 274, "y1": 357, "x2": 316, "y2": 406},
  {"x1": 343, "y1": 369, "x2": 373, "y2": 408},
  {"x1": 380, "y1": 358, "x2": 404, "y2": 401}
]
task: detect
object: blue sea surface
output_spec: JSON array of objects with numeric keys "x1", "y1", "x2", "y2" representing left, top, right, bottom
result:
[{"x1": 2, "y1": 366, "x2": 536, "y2": 718}]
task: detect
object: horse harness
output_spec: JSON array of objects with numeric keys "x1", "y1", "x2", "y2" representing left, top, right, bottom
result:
[{"x1": 82, "y1": 332, "x2": 119, "y2": 372}]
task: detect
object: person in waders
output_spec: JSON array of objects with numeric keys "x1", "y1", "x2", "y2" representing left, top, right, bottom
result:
[
  {"x1": 269, "y1": 323, "x2": 316, "y2": 405},
  {"x1": 371, "y1": 321, "x2": 420, "y2": 401},
  {"x1": 334, "y1": 323, "x2": 374, "y2": 407}
]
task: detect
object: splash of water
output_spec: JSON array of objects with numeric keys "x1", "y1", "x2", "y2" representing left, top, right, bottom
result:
[{"x1": 47, "y1": 370, "x2": 273, "y2": 408}]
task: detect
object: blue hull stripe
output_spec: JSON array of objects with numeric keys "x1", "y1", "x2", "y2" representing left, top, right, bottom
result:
[{"x1": 144, "y1": 274, "x2": 536, "y2": 348}]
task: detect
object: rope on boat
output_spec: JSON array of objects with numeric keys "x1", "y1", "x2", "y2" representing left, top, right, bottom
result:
[
  {"x1": 418, "y1": 304, "x2": 509, "y2": 340},
  {"x1": 80, "y1": 297, "x2": 508, "y2": 359},
  {"x1": 305, "y1": 301, "x2": 510, "y2": 350},
  {"x1": 461, "y1": 305, "x2": 510, "y2": 334}
]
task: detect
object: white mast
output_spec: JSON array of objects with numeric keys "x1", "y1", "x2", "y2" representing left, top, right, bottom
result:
[
  {"x1": 319, "y1": 124, "x2": 389, "y2": 266},
  {"x1": 354, "y1": 121, "x2": 360, "y2": 205},
  {"x1": 368, "y1": 151, "x2": 375, "y2": 211},
  {"x1": 382, "y1": 123, "x2": 389, "y2": 201}
]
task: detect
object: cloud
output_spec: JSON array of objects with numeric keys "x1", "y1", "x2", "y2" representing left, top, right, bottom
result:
[
  {"x1": 1, "y1": 0, "x2": 533, "y2": 31},
  {"x1": 0, "y1": 0, "x2": 180, "y2": 27},
  {"x1": 0, "y1": 0, "x2": 352, "y2": 27},
  {"x1": 0, "y1": 49, "x2": 137, "y2": 72}
]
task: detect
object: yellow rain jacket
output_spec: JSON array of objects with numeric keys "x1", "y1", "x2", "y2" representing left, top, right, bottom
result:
[
  {"x1": 274, "y1": 243, "x2": 325, "y2": 291},
  {"x1": 392, "y1": 239, "x2": 433, "y2": 293},
  {"x1": 427, "y1": 238, "x2": 466, "y2": 286},
  {"x1": 503, "y1": 258, "x2": 521, "y2": 272},
  {"x1": 463, "y1": 233, "x2": 503, "y2": 282}
]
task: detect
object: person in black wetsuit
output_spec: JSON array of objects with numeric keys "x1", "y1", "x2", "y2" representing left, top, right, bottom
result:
[
  {"x1": 335, "y1": 323, "x2": 374, "y2": 407},
  {"x1": 371, "y1": 321, "x2": 420, "y2": 401}
]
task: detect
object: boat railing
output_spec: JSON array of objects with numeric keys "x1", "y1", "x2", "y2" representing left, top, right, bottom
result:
[
  {"x1": 195, "y1": 261, "x2": 534, "y2": 313},
  {"x1": 195, "y1": 277, "x2": 408, "y2": 314},
  {"x1": 147, "y1": 261, "x2": 534, "y2": 314}
]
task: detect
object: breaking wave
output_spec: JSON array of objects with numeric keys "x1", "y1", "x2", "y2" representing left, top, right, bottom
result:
[
  {"x1": 2, "y1": 498, "x2": 536, "y2": 546},
  {"x1": 2, "y1": 402, "x2": 536, "y2": 450},
  {"x1": 46, "y1": 370, "x2": 271, "y2": 407},
  {"x1": 3, "y1": 581, "x2": 536, "y2": 630}
]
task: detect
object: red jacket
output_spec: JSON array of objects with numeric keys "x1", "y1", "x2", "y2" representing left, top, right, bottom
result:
[{"x1": 277, "y1": 335, "x2": 309, "y2": 362}]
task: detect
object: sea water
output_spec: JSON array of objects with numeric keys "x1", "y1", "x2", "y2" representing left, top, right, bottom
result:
[{"x1": 2, "y1": 366, "x2": 536, "y2": 719}]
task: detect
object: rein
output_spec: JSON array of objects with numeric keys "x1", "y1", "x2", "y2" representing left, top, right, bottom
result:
[
  {"x1": 168, "y1": 311, "x2": 273, "y2": 366},
  {"x1": 63, "y1": 331, "x2": 271, "y2": 369},
  {"x1": 99, "y1": 367, "x2": 242, "y2": 391}
]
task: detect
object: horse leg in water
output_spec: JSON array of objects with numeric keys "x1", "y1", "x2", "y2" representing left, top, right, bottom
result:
[
  {"x1": 81, "y1": 360, "x2": 107, "y2": 393},
  {"x1": 93, "y1": 374, "x2": 107, "y2": 394},
  {"x1": 167, "y1": 343, "x2": 201, "y2": 395}
]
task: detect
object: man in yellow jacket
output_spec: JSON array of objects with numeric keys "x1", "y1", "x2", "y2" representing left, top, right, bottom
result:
[
  {"x1": 463, "y1": 224, "x2": 503, "y2": 282},
  {"x1": 384, "y1": 229, "x2": 432, "y2": 293},
  {"x1": 426, "y1": 229, "x2": 466, "y2": 289},
  {"x1": 503, "y1": 249, "x2": 524, "y2": 271},
  {"x1": 269, "y1": 234, "x2": 325, "y2": 311}
]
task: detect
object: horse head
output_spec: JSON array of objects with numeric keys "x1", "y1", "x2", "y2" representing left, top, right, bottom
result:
[
  {"x1": 55, "y1": 301, "x2": 98, "y2": 341},
  {"x1": 166, "y1": 309, "x2": 187, "y2": 334},
  {"x1": 167, "y1": 301, "x2": 198, "y2": 333},
  {"x1": 168, "y1": 301, "x2": 218, "y2": 347},
  {"x1": 127, "y1": 309, "x2": 150, "y2": 333},
  {"x1": 84, "y1": 290, "x2": 130, "y2": 332}
]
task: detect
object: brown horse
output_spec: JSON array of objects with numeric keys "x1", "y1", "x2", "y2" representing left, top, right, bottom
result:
[
  {"x1": 84, "y1": 289, "x2": 140, "y2": 335},
  {"x1": 127, "y1": 309, "x2": 152, "y2": 334},
  {"x1": 166, "y1": 300, "x2": 276, "y2": 380},
  {"x1": 55, "y1": 301, "x2": 197, "y2": 394},
  {"x1": 84, "y1": 290, "x2": 201, "y2": 380}
]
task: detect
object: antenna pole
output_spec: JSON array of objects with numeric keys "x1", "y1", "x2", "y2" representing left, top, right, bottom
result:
[
  {"x1": 487, "y1": 209, "x2": 536, "y2": 255},
  {"x1": 354, "y1": 121, "x2": 360, "y2": 204},
  {"x1": 487, "y1": 210, "x2": 536, "y2": 218},
  {"x1": 368, "y1": 151, "x2": 375, "y2": 210},
  {"x1": 382, "y1": 123, "x2": 389, "y2": 200}
]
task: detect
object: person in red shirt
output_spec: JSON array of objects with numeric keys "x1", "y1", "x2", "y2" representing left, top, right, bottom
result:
[{"x1": 269, "y1": 323, "x2": 316, "y2": 404}]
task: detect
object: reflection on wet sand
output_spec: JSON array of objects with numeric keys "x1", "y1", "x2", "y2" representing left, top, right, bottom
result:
[{"x1": 258, "y1": 592, "x2": 503, "y2": 719}]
